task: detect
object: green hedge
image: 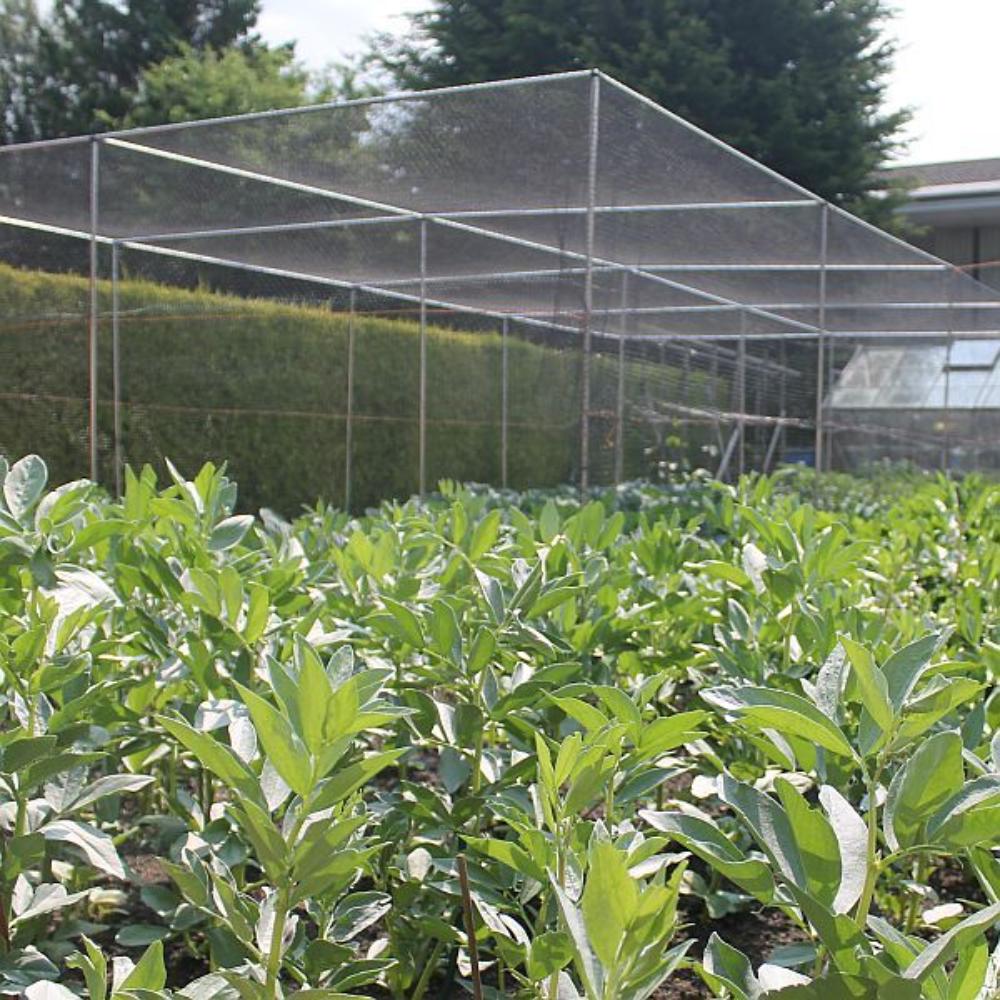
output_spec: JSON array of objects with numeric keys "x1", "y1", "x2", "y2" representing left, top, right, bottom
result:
[
  {"x1": 5, "y1": 263, "x2": 712, "y2": 512},
  {"x1": 1, "y1": 261, "x2": 734, "y2": 511}
]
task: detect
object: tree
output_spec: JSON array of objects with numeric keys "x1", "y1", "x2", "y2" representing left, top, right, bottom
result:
[
  {"x1": 370, "y1": 0, "x2": 910, "y2": 219},
  {"x1": 119, "y1": 44, "x2": 309, "y2": 128},
  {"x1": 0, "y1": 0, "x2": 41, "y2": 144},
  {"x1": 28, "y1": 0, "x2": 262, "y2": 138}
]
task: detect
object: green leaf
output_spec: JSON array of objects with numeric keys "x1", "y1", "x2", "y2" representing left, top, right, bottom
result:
[
  {"x1": 884, "y1": 730, "x2": 964, "y2": 851},
  {"x1": 310, "y1": 749, "x2": 404, "y2": 812},
  {"x1": 702, "y1": 934, "x2": 759, "y2": 1000},
  {"x1": 157, "y1": 715, "x2": 262, "y2": 806},
  {"x1": 720, "y1": 775, "x2": 837, "y2": 907},
  {"x1": 526, "y1": 930, "x2": 574, "y2": 981},
  {"x1": 67, "y1": 935, "x2": 107, "y2": 1000},
  {"x1": 926, "y1": 776, "x2": 1000, "y2": 849},
  {"x1": 3, "y1": 735, "x2": 58, "y2": 773},
  {"x1": 581, "y1": 840, "x2": 637, "y2": 968},
  {"x1": 208, "y1": 514, "x2": 254, "y2": 552},
  {"x1": 891, "y1": 677, "x2": 982, "y2": 751},
  {"x1": 475, "y1": 569, "x2": 505, "y2": 624},
  {"x1": 784, "y1": 884, "x2": 867, "y2": 975},
  {"x1": 119, "y1": 940, "x2": 166, "y2": 992},
  {"x1": 464, "y1": 836, "x2": 546, "y2": 882},
  {"x1": 41, "y1": 819, "x2": 125, "y2": 880},
  {"x1": 469, "y1": 509, "x2": 501, "y2": 561},
  {"x1": 904, "y1": 901, "x2": 1000, "y2": 981},
  {"x1": 379, "y1": 597, "x2": 424, "y2": 647},
  {"x1": 550, "y1": 878, "x2": 600, "y2": 997},
  {"x1": 547, "y1": 694, "x2": 609, "y2": 733},
  {"x1": 703, "y1": 685, "x2": 856, "y2": 760},
  {"x1": 235, "y1": 683, "x2": 312, "y2": 798},
  {"x1": 636, "y1": 712, "x2": 709, "y2": 759},
  {"x1": 947, "y1": 936, "x2": 988, "y2": 1000},
  {"x1": 4, "y1": 454, "x2": 47, "y2": 519},
  {"x1": 640, "y1": 810, "x2": 774, "y2": 901},
  {"x1": 244, "y1": 583, "x2": 270, "y2": 643},
  {"x1": 818, "y1": 785, "x2": 869, "y2": 916},
  {"x1": 427, "y1": 601, "x2": 461, "y2": 660},
  {"x1": 840, "y1": 636, "x2": 893, "y2": 738},
  {"x1": 883, "y1": 634, "x2": 941, "y2": 711},
  {"x1": 773, "y1": 778, "x2": 842, "y2": 910},
  {"x1": 539, "y1": 500, "x2": 560, "y2": 543},
  {"x1": 296, "y1": 644, "x2": 333, "y2": 755}
]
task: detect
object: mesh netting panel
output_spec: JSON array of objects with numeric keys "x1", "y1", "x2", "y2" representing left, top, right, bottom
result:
[
  {"x1": 424, "y1": 308, "x2": 502, "y2": 490},
  {"x1": 505, "y1": 318, "x2": 581, "y2": 489},
  {"x1": 0, "y1": 140, "x2": 92, "y2": 233},
  {"x1": 595, "y1": 77, "x2": 809, "y2": 206},
  {"x1": 0, "y1": 223, "x2": 93, "y2": 480},
  {"x1": 479, "y1": 204, "x2": 824, "y2": 268},
  {"x1": 98, "y1": 140, "x2": 380, "y2": 238},
  {"x1": 123, "y1": 75, "x2": 594, "y2": 214},
  {"x1": 113, "y1": 246, "x2": 356, "y2": 513},
  {"x1": 5, "y1": 71, "x2": 1000, "y2": 497}
]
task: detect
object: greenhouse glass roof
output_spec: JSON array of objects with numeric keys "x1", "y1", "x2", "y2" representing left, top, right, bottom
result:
[{"x1": 828, "y1": 339, "x2": 1000, "y2": 410}]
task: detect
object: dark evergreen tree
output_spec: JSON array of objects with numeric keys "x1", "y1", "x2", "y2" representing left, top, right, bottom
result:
[
  {"x1": 0, "y1": 0, "x2": 42, "y2": 144},
  {"x1": 371, "y1": 0, "x2": 910, "y2": 218},
  {"x1": 27, "y1": 0, "x2": 261, "y2": 138}
]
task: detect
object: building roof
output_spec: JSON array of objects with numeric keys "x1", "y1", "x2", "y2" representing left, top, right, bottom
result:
[{"x1": 885, "y1": 157, "x2": 1000, "y2": 189}]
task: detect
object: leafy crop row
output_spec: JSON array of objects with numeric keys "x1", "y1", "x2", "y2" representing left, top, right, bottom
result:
[{"x1": 0, "y1": 454, "x2": 997, "y2": 999}]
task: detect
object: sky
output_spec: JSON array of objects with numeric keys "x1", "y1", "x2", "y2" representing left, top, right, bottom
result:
[{"x1": 256, "y1": 0, "x2": 1000, "y2": 167}]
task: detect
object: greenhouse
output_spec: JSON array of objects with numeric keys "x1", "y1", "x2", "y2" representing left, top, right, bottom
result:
[
  {"x1": 1, "y1": 68, "x2": 998, "y2": 509},
  {"x1": 827, "y1": 336, "x2": 1000, "y2": 472}
]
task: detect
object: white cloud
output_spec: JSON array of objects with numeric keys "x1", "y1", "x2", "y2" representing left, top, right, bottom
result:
[
  {"x1": 884, "y1": 0, "x2": 1000, "y2": 164},
  {"x1": 257, "y1": 0, "x2": 414, "y2": 69}
]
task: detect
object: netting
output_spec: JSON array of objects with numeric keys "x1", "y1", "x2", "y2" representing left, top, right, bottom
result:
[{"x1": 2, "y1": 70, "x2": 998, "y2": 511}]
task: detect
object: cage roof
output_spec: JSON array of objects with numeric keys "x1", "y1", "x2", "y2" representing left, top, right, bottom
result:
[{"x1": 3, "y1": 69, "x2": 999, "y2": 343}]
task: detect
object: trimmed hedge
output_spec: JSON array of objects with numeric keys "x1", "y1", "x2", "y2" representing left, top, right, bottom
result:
[{"x1": 4, "y1": 263, "x2": 712, "y2": 512}]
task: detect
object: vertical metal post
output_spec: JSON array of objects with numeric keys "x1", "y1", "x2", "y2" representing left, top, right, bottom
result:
[
  {"x1": 942, "y1": 267, "x2": 955, "y2": 473},
  {"x1": 614, "y1": 272, "x2": 628, "y2": 484},
  {"x1": 579, "y1": 71, "x2": 601, "y2": 492},
  {"x1": 814, "y1": 203, "x2": 830, "y2": 473},
  {"x1": 88, "y1": 137, "x2": 100, "y2": 484},
  {"x1": 345, "y1": 287, "x2": 356, "y2": 511},
  {"x1": 779, "y1": 340, "x2": 788, "y2": 465},
  {"x1": 500, "y1": 316, "x2": 509, "y2": 489},
  {"x1": 737, "y1": 310, "x2": 747, "y2": 478},
  {"x1": 418, "y1": 220, "x2": 428, "y2": 495},
  {"x1": 111, "y1": 242, "x2": 122, "y2": 497}
]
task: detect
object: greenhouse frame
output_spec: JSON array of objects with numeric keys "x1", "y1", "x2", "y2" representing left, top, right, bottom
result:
[{"x1": 1, "y1": 69, "x2": 998, "y2": 510}]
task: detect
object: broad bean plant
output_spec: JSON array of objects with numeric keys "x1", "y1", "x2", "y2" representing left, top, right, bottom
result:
[{"x1": 0, "y1": 455, "x2": 996, "y2": 1000}]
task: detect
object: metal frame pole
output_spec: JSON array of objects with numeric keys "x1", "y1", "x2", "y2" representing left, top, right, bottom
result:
[
  {"x1": 345, "y1": 287, "x2": 356, "y2": 511},
  {"x1": 111, "y1": 241, "x2": 122, "y2": 497},
  {"x1": 500, "y1": 316, "x2": 509, "y2": 488},
  {"x1": 942, "y1": 267, "x2": 955, "y2": 473},
  {"x1": 737, "y1": 309, "x2": 747, "y2": 477},
  {"x1": 614, "y1": 272, "x2": 629, "y2": 485},
  {"x1": 88, "y1": 137, "x2": 100, "y2": 483},
  {"x1": 579, "y1": 70, "x2": 601, "y2": 492},
  {"x1": 779, "y1": 339, "x2": 787, "y2": 465},
  {"x1": 814, "y1": 203, "x2": 830, "y2": 473},
  {"x1": 418, "y1": 220, "x2": 428, "y2": 495}
]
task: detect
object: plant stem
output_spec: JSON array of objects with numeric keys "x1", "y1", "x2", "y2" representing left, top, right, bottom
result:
[
  {"x1": 853, "y1": 766, "x2": 881, "y2": 928},
  {"x1": 457, "y1": 856, "x2": 483, "y2": 1000},
  {"x1": 903, "y1": 856, "x2": 929, "y2": 934},
  {"x1": 410, "y1": 938, "x2": 446, "y2": 1000},
  {"x1": 264, "y1": 885, "x2": 290, "y2": 998}
]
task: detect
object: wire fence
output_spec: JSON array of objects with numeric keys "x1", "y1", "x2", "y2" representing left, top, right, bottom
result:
[{"x1": 2, "y1": 70, "x2": 998, "y2": 511}]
